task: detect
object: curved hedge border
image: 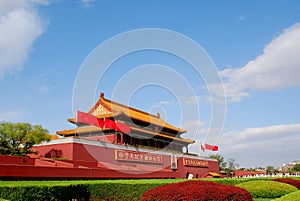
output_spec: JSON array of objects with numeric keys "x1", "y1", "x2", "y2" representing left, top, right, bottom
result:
[
  {"x1": 142, "y1": 180, "x2": 253, "y2": 201},
  {"x1": 274, "y1": 190, "x2": 300, "y2": 201},
  {"x1": 200, "y1": 177, "x2": 273, "y2": 186},
  {"x1": 236, "y1": 180, "x2": 297, "y2": 198},
  {"x1": 273, "y1": 178, "x2": 300, "y2": 189}
]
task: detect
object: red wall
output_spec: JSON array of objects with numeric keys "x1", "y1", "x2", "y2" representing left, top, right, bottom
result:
[
  {"x1": 32, "y1": 142, "x2": 74, "y2": 159},
  {"x1": 0, "y1": 155, "x2": 35, "y2": 165},
  {"x1": 26, "y1": 140, "x2": 220, "y2": 179}
]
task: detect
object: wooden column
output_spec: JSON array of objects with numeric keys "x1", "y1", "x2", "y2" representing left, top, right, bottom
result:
[{"x1": 121, "y1": 134, "x2": 124, "y2": 144}]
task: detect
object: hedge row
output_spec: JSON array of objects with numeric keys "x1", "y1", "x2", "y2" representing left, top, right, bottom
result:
[
  {"x1": 0, "y1": 179, "x2": 182, "y2": 201},
  {"x1": 236, "y1": 180, "x2": 298, "y2": 198},
  {"x1": 142, "y1": 180, "x2": 253, "y2": 201},
  {"x1": 0, "y1": 184, "x2": 90, "y2": 201},
  {"x1": 274, "y1": 190, "x2": 300, "y2": 201},
  {"x1": 200, "y1": 177, "x2": 272, "y2": 186},
  {"x1": 273, "y1": 178, "x2": 300, "y2": 189},
  {"x1": 0, "y1": 178, "x2": 299, "y2": 201}
]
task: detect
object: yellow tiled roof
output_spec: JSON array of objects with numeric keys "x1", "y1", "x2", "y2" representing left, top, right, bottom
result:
[
  {"x1": 131, "y1": 127, "x2": 194, "y2": 144},
  {"x1": 207, "y1": 172, "x2": 221, "y2": 177},
  {"x1": 88, "y1": 93, "x2": 186, "y2": 134},
  {"x1": 56, "y1": 125, "x2": 193, "y2": 144},
  {"x1": 47, "y1": 134, "x2": 59, "y2": 140},
  {"x1": 56, "y1": 126, "x2": 112, "y2": 136}
]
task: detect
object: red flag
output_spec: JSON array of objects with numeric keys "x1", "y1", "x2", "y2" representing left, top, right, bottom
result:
[
  {"x1": 200, "y1": 144, "x2": 205, "y2": 152},
  {"x1": 77, "y1": 111, "x2": 130, "y2": 133},
  {"x1": 77, "y1": 111, "x2": 100, "y2": 127},
  {"x1": 205, "y1": 143, "x2": 218, "y2": 151},
  {"x1": 115, "y1": 122, "x2": 131, "y2": 133}
]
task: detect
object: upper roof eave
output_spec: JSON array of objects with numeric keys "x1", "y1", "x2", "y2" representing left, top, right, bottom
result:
[{"x1": 88, "y1": 93, "x2": 186, "y2": 134}]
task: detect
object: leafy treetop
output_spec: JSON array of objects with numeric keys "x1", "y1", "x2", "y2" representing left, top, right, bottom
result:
[
  {"x1": 209, "y1": 154, "x2": 227, "y2": 171},
  {"x1": 0, "y1": 121, "x2": 50, "y2": 156}
]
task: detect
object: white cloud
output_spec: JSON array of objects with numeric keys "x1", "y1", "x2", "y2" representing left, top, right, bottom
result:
[
  {"x1": 158, "y1": 100, "x2": 176, "y2": 105},
  {"x1": 158, "y1": 95, "x2": 201, "y2": 105},
  {"x1": 222, "y1": 124, "x2": 300, "y2": 145},
  {"x1": 0, "y1": 110, "x2": 24, "y2": 121},
  {"x1": 80, "y1": 0, "x2": 96, "y2": 8},
  {"x1": 214, "y1": 23, "x2": 300, "y2": 102},
  {"x1": 0, "y1": 0, "x2": 47, "y2": 77},
  {"x1": 181, "y1": 120, "x2": 206, "y2": 141},
  {"x1": 238, "y1": 16, "x2": 245, "y2": 21},
  {"x1": 220, "y1": 124, "x2": 300, "y2": 167},
  {"x1": 182, "y1": 120, "x2": 205, "y2": 132},
  {"x1": 38, "y1": 85, "x2": 50, "y2": 93}
]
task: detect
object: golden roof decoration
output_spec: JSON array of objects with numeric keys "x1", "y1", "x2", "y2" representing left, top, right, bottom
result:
[
  {"x1": 88, "y1": 93, "x2": 186, "y2": 133},
  {"x1": 56, "y1": 125, "x2": 113, "y2": 136}
]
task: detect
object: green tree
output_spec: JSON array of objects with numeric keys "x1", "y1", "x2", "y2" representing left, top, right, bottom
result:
[
  {"x1": 227, "y1": 158, "x2": 239, "y2": 171},
  {"x1": 226, "y1": 158, "x2": 239, "y2": 177},
  {"x1": 293, "y1": 164, "x2": 300, "y2": 172},
  {"x1": 266, "y1": 166, "x2": 277, "y2": 175},
  {"x1": 209, "y1": 154, "x2": 227, "y2": 171},
  {"x1": 0, "y1": 122, "x2": 50, "y2": 156}
]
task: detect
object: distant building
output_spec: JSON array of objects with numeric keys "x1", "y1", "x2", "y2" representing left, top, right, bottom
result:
[
  {"x1": 234, "y1": 170, "x2": 266, "y2": 178},
  {"x1": 281, "y1": 160, "x2": 300, "y2": 172}
]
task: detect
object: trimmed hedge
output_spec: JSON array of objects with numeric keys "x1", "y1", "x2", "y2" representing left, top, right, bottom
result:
[
  {"x1": 142, "y1": 180, "x2": 254, "y2": 201},
  {"x1": 274, "y1": 190, "x2": 300, "y2": 201},
  {"x1": 87, "y1": 181, "x2": 171, "y2": 201},
  {"x1": 273, "y1": 178, "x2": 300, "y2": 189},
  {"x1": 0, "y1": 179, "x2": 183, "y2": 201},
  {"x1": 236, "y1": 180, "x2": 297, "y2": 198},
  {"x1": 0, "y1": 184, "x2": 90, "y2": 201},
  {"x1": 200, "y1": 177, "x2": 273, "y2": 186},
  {"x1": 0, "y1": 178, "x2": 298, "y2": 200}
]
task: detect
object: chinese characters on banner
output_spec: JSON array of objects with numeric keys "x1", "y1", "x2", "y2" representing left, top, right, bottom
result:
[
  {"x1": 115, "y1": 150, "x2": 163, "y2": 164},
  {"x1": 183, "y1": 158, "x2": 209, "y2": 167}
]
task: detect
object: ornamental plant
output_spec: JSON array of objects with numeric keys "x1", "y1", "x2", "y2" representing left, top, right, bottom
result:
[
  {"x1": 273, "y1": 178, "x2": 300, "y2": 189},
  {"x1": 236, "y1": 180, "x2": 297, "y2": 199},
  {"x1": 142, "y1": 180, "x2": 253, "y2": 201},
  {"x1": 274, "y1": 190, "x2": 300, "y2": 201}
]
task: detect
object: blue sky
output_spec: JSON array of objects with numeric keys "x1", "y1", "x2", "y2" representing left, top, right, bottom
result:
[{"x1": 1, "y1": 0, "x2": 300, "y2": 168}]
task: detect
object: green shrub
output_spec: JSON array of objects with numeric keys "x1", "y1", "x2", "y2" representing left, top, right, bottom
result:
[
  {"x1": 1, "y1": 178, "x2": 296, "y2": 201},
  {"x1": 201, "y1": 178, "x2": 271, "y2": 186},
  {"x1": 274, "y1": 190, "x2": 300, "y2": 201},
  {"x1": 0, "y1": 184, "x2": 90, "y2": 201},
  {"x1": 87, "y1": 182, "x2": 162, "y2": 201},
  {"x1": 291, "y1": 177, "x2": 300, "y2": 180},
  {"x1": 0, "y1": 179, "x2": 183, "y2": 201},
  {"x1": 236, "y1": 180, "x2": 297, "y2": 198},
  {"x1": 86, "y1": 179, "x2": 184, "y2": 201}
]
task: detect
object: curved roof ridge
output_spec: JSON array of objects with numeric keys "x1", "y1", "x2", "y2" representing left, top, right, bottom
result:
[{"x1": 89, "y1": 93, "x2": 186, "y2": 133}]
